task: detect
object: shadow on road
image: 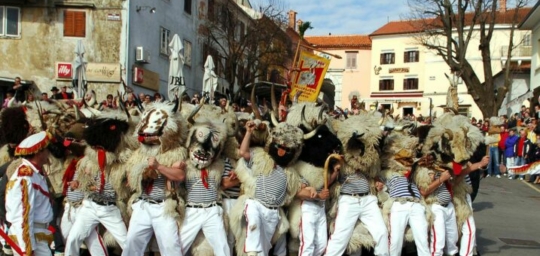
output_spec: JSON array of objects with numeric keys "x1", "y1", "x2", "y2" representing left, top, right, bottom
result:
[
  {"x1": 473, "y1": 201, "x2": 494, "y2": 212},
  {"x1": 476, "y1": 228, "x2": 498, "y2": 253}
]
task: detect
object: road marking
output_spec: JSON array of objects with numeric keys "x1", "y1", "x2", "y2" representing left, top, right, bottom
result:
[{"x1": 522, "y1": 180, "x2": 540, "y2": 193}]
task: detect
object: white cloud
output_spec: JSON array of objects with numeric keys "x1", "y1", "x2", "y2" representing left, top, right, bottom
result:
[{"x1": 284, "y1": 0, "x2": 410, "y2": 35}]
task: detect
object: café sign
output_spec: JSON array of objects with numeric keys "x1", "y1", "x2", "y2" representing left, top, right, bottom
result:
[
  {"x1": 133, "y1": 66, "x2": 160, "y2": 91},
  {"x1": 389, "y1": 67, "x2": 410, "y2": 74},
  {"x1": 56, "y1": 62, "x2": 73, "y2": 80},
  {"x1": 56, "y1": 62, "x2": 121, "y2": 83}
]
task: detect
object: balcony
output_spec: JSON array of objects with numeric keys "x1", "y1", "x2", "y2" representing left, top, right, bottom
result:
[{"x1": 501, "y1": 45, "x2": 532, "y2": 59}]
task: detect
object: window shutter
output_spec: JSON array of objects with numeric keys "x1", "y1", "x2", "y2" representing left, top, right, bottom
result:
[
  {"x1": 403, "y1": 79, "x2": 407, "y2": 89},
  {"x1": 415, "y1": 51, "x2": 420, "y2": 62},
  {"x1": 380, "y1": 54, "x2": 384, "y2": 65},
  {"x1": 64, "y1": 10, "x2": 74, "y2": 36},
  {"x1": 404, "y1": 52, "x2": 408, "y2": 63},
  {"x1": 74, "y1": 12, "x2": 85, "y2": 37},
  {"x1": 391, "y1": 53, "x2": 395, "y2": 64},
  {"x1": 379, "y1": 80, "x2": 383, "y2": 90}
]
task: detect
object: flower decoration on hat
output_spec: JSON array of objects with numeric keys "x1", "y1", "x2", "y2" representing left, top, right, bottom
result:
[{"x1": 15, "y1": 131, "x2": 53, "y2": 156}]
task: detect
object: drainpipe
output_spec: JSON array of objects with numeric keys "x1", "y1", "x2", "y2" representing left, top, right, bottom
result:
[
  {"x1": 120, "y1": 0, "x2": 130, "y2": 84},
  {"x1": 428, "y1": 97, "x2": 432, "y2": 124}
]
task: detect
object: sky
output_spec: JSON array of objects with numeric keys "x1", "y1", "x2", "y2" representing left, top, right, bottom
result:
[{"x1": 286, "y1": 0, "x2": 411, "y2": 36}]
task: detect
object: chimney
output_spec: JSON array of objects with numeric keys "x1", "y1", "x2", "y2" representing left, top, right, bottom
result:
[
  {"x1": 499, "y1": 0, "x2": 507, "y2": 13},
  {"x1": 297, "y1": 19, "x2": 303, "y2": 32},
  {"x1": 288, "y1": 10, "x2": 297, "y2": 30}
]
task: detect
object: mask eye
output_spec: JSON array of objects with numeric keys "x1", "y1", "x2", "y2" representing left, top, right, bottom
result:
[
  {"x1": 197, "y1": 131, "x2": 204, "y2": 138},
  {"x1": 317, "y1": 134, "x2": 322, "y2": 138}
]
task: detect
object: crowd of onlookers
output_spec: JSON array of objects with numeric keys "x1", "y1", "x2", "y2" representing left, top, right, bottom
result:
[{"x1": 480, "y1": 105, "x2": 540, "y2": 184}]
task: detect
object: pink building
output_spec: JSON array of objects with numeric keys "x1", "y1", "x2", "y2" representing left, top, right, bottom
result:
[{"x1": 305, "y1": 35, "x2": 372, "y2": 110}]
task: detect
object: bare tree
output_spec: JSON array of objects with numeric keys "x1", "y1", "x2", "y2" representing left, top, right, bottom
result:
[
  {"x1": 199, "y1": 0, "x2": 292, "y2": 101},
  {"x1": 408, "y1": 0, "x2": 530, "y2": 117}
]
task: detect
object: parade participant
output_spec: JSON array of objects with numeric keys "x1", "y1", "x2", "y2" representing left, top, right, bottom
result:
[
  {"x1": 381, "y1": 134, "x2": 430, "y2": 256},
  {"x1": 122, "y1": 100, "x2": 188, "y2": 256},
  {"x1": 60, "y1": 121, "x2": 107, "y2": 256},
  {"x1": 177, "y1": 115, "x2": 230, "y2": 256},
  {"x1": 5, "y1": 131, "x2": 54, "y2": 256},
  {"x1": 232, "y1": 117, "x2": 313, "y2": 256},
  {"x1": 325, "y1": 113, "x2": 389, "y2": 256},
  {"x1": 220, "y1": 156, "x2": 239, "y2": 254},
  {"x1": 64, "y1": 116, "x2": 134, "y2": 256}
]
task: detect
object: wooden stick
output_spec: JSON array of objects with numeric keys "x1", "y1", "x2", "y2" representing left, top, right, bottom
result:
[{"x1": 324, "y1": 153, "x2": 343, "y2": 189}]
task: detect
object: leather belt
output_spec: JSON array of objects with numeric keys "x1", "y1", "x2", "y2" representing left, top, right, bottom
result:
[
  {"x1": 138, "y1": 197, "x2": 164, "y2": 204},
  {"x1": 440, "y1": 203, "x2": 449, "y2": 207},
  {"x1": 186, "y1": 202, "x2": 221, "y2": 208},
  {"x1": 34, "y1": 222, "x2": 48, "y2": 229},
  {"x1": 92, "y1": 199, "x2": 116, "y2": 206},
  {"x1": 395, "y1": 197, "x2": 421, "y2": 204},
  {"x1": 340, "y1": 192, "x2": 369, "y2": 197}
]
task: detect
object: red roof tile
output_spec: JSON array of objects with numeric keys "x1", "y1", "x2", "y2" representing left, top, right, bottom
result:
[
  {"x1": 304, "y1": 35, "x2": 371, "y2": 50},
  {"x1": 371, "y1": 8, "x2": 532, "y2": 36}
]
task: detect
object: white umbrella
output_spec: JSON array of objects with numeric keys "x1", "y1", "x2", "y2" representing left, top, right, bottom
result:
[
  {"x1": 167, "y1": 34, "x2": 185, "y2": 101},
  {"x1": 202, "y1": 55, "x2": 218, "y2": 102},
  {"x1": 72, "y1": 40, "x2": 87, "y2": 99}
]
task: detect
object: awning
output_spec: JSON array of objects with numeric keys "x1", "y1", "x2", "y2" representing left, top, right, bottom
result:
[{"x1": 0, "y1": 77, "x2": 34, "y2": 85}]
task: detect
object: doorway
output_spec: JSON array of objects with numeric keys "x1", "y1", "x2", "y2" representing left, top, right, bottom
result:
[{"x1": 403, "y1": 107, "x2": 414, "y2": 119}]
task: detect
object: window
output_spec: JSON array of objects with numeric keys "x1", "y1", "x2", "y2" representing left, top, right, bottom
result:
[
  {"x1": 0, "y1": 6, "x2": 20, "y2": 37},
  {"x1": 380, "y1": 53, "x2": 395, "y2": 65},
  {"x1": 404, "y1": 50, "x2": 419, "y2": 63},
  {"x1": 184, "y1": 0, "x2": 192, "y2": 15},
  {"x1": 458, "y1": 106, "x2": 470, "y2": 117},
  {"x1": 523, "y1": 33, "x2": 531, "y2": 47},
  {"x1": 346, "y1": 51, "x2": 358, "y2": 69},
  {"x1": 235, "y1": 22, "x2": 245, "y2": 41},
  {"x1": 379, "y1": 79, "x2": 394, "y2": 91},
  {"x1": 160, "y1": 27, "x2": 170, "y2": 55},
  {"x1": 403, "y1": 78, "x2": 418, "y2": 90},
  {"x1": 183, "y1": 39, "x2": 192, "y2": 66},
  {"x1": 208, "y1": 0, "x2": 215, "y2": 21},
  {"x1": 64, "y1": 10, "x2": 86, "y2": 37}
]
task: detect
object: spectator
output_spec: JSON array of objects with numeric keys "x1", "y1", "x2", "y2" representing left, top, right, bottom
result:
[
  {"x1": 2, "y1": 91, "x2": 14, "y2": 108},
  {"x1": 507, "y1": 113, "x2": 518, "y2": 129},
  {"x1": 23, "y1": 94, "x2": 35, "y2": 105},
  {"x1": 12, "y1": 77, "x2": 29, "y2": 103},
  {"x1": 515, "y1": 128, "x2": 532, "y2": 180},
  {"x1": 41, "y1": 92, "x2": 49, "y2": 102},
  {"x1": 499, "y1": 125, "x2": 509, "y2": 175},
  {"x1": 523, "y1": 111, "x2": 531, "y2": 124},
  {"x1": 505, "y1": 128, "x2": 519, "y2": 179},
  {"x1": 501, "y1": 115, "x2": 509, "y2": 129},
  {"x1": 520, "y1": 105, "x2": 527, "y2": 118},
  {"x1": 535, "y1": 105, "x2": 540, "y2": 119},
  {"x1": 101, "y1": 94, "x2": 118, "y2": 110},
  {"x1": 142, "y1": 94, "x2": 152, "y2": 108},
  {"x1": 191, "y1": 93, "x2": 201, "y2": 105},
  {"x1": 138, "y1": 92, "x2": 146, "y2": 102},
  {"x1": 124, "y1": 93, "x2": 137, "y2": 109},
  {"x1": 181, "y1": 94, "x2": 191, "y2": 103},
  {"x1": 528, "y1": 134, "x2": 540, "y2": 184},
  {"x1": 471, "y1": 117, "x2": 477, "y2": 126},
  {"x1": 51, "y1": 86, "x2": 74, "y2": 100},
  {"x1": 154, "y1": 93, "x2": 163, "y2": 103},
  {"x1": 231, "y1": 102, "x2": 240, "y2": 112},
  {"x1": 486, "y1": 123, "x2": 501, "y2": 178}
]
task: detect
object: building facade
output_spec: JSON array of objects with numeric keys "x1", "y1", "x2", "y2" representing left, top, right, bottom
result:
[
  {"x1": 520, "y1": 2, "x2": 540, "y2": 109},
  {"x1": 369, "y1": 7, "x2": 531, "y2": 119}
]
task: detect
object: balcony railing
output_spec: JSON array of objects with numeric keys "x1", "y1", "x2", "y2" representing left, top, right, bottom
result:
[{"x1": 501, "y1": 45, "x2": 532, "y2": 58}]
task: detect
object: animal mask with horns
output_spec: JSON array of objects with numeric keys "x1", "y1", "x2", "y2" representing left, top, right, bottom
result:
[
  {"x1": 186, "y1": 119, "x2": 228, "y2": 169},
  {"x1": 135, "y1": 100, "x2": 186, "y2": 152}
]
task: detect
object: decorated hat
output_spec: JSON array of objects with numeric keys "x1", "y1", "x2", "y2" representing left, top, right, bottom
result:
[
  {"x1": 51, "y1": 86, "x2": 59, "y2": 92},
  {"x1": 15, "y1": 131, "x2": 53, "y2": 156}
]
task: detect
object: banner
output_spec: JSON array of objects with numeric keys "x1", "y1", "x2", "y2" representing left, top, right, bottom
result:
[{"x1": 289, "y1": 51, "x2": 330, "y2": 102}]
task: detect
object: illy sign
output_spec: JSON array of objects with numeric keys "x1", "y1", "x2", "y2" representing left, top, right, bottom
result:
[{"x1": 57, "y1": 62, "x2": 73, "y2": 80}]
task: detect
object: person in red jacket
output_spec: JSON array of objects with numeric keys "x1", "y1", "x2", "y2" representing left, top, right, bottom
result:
[{"x1": 498, "y1": 125, "x2": 509, "y2": 177}]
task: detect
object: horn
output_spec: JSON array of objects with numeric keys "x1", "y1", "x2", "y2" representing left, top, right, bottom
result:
[
  {"x1": 394, "y1": 114, "x2": 400, "y2": 121},
  {"x1": 444, "y1": 128, "x2": 454, "y2": 140},
  {"x1": 394, "y1": 125, "x2": 404, "y2": 131},
  {"x1": 117, "y1": 91, "x2": 131, "y2": 120},
  {"x1": 270, "y1": 83, "x2": 279, "y2": 117},
  {"x1": 188, "y1": 96, "x2": 206, "y2": 125},
  {"x1": 74, "y1": 104, "x2": 80, "y2": 120},
  {"x1": 353, "y1": 131, "x2": 365, "y2": 139},
  {"x1": 270, "y1": 111, "x2": 280, "y2": 127},
  {"x1": 318, "y1": 103, "x2": 328, "y2": 122},
  {"x1": 335, "y1": 106, "x2": 348, "y2": 119},
  {"x1": 172, "y1": 96, "x2": 180, "y2": 113},
  {"x1": 301, "y1": 105, "x2": 312, "y2": 129},
  {"x1": 303, "y1": 124, "x2": 322, "y2": 140},
  {"x1": 251, "y1": 84, "x2": 262, "y2": 120},
  {"x1": 35, "y1": 101, "x2": 47, "y2": 131},
  {"x1": 389, "y1": 106, "x2": 394, "y2": 115}
]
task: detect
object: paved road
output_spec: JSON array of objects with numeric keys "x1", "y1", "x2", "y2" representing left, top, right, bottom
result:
[{"x1": 474, "y1": 176, "x2": 540, "y2": 256}]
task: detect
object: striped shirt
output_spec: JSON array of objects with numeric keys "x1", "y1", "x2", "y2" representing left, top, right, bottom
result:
[
  {"x1": 464, "y1": 175, "x2": 472, "y2": 185},
  {"x1": 254, "y1": 166, "x2": 287, "y2": 207},
  {"x1": 186, "y1": 176, "x2": 218, "y2": 204},
  {"x1": 67, "y1": 171, "x2": 84, "y2": 203},
  {"x1": 388, "y1": 175, "x2": 420, "y2": 199},
  {"x1": 434, "y1": 174, "x2": 451, "y2": 205},
  {"x1": 300, "y1": 176, "x2": 325, "y2": 203},
  {"x1": 340, "y1": 172, "x2": 370, "y2": 194},
  {"x1": 88, "y1": 173, "x2": 116, "y2": 202},
  {"x1": 221, "y1": 158, "x2": 240, "y2": 198},
  {"x1": 141, "y1": 175, "x2": 166, "y2": 201}
]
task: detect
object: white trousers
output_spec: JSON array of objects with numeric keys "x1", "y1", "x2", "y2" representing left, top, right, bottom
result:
[
  {"x1": 243, "y1": 199, "x2": 280, "y2": 255},
  {"x1": 10, "y1": 227, "x2": 52, "y2": 256},
  {"x1": 325, "y1": 195, "x2": 389, "y2": 256},
  {"x1": 65, "y1": 199, "x2": 127, "y2": 256},
  {"x1": 60, "y1": 202, "x2": 107, "y2": 256},
  {"x1": 273, "y1": 233, "x2": 287, "y2": 256},
  {"x1": 388, "y1": 201, "x2": 430, "y2": 256},
  {"x1": 179, "y1": 205, "x2": 230, "y2": 256},
  {"x1": 430, "y1": 202, "x2": 459, "y2": 256},
  {"x1": 222, "y1": 198, "x2": 237, "y2": 255},
  {"x1": 299, "y1": 201, "x2": 327, "y2": 256},
  {"x1": 122, "y1": 200, "x2": 181, "y2": 256},
  {"x1": 459, "y1": 195, "x2": 476, "y2": 256}
]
